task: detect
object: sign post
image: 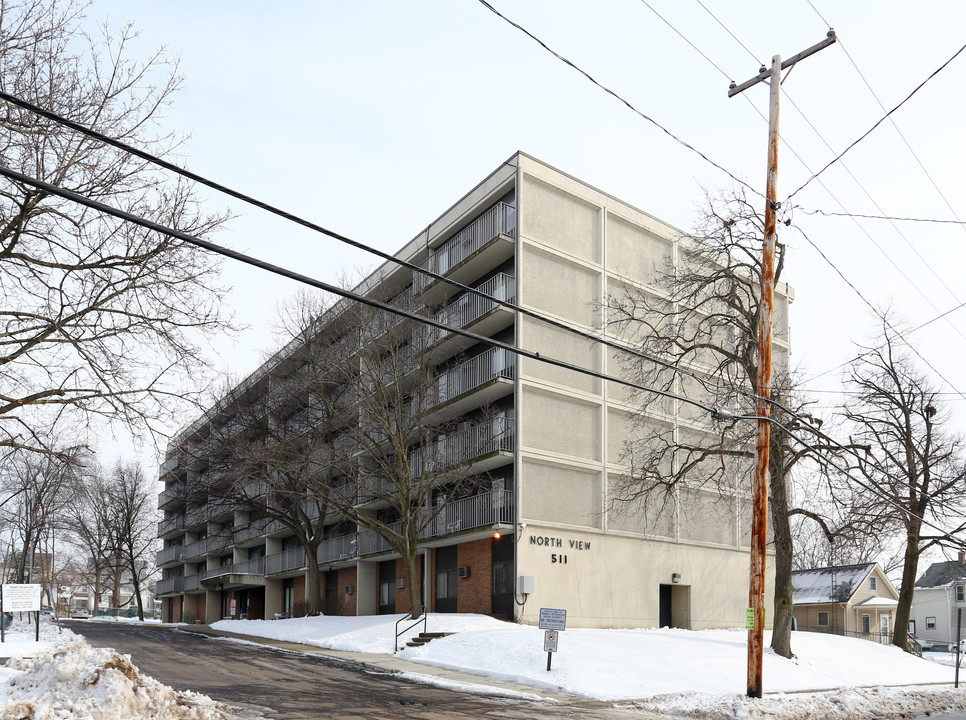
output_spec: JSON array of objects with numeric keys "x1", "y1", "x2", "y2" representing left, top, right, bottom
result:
[{"x1": 538, "y1": 608, "x2": 566, "y2": 672}]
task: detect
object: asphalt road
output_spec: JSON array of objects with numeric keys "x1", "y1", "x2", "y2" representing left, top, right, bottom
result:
[{"x1": 67, "y1": 621, "x2": 660, "y2": 720}]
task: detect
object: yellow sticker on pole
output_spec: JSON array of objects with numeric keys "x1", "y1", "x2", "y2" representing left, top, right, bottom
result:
[{"x1": 745, "y1": 608, "x2": 755, "y2": 630}]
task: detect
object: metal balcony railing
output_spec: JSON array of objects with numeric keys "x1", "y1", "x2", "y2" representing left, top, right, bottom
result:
[
  {"x1": 432, "y1": 347, "x2": 515, "y2": 407},
  {"x1": 414, "y1": 202, "x2": 516, "y2": 294},
  {"x1": 155, "y1": 575, "x2": 184, "y2": 595},
  {"x1": 158, "y1": 485, "x2": 184, "y2": 509},
  {"x1": 408, "y1": 416, "x2": 514, "y2": 477},
  {"x1": 182, "y1": 537, "x2": 210, "y2": 560},
  {"x1": 156, "y1": 545, "x2": 184, "y2": 565},
  {"x1": 200, "y1": 556, "x2": 266, "y2": 581},
  {"x1": 265, "y1": 547, "x2": 307, "y2": 574},
  {"x1": 319, "y1": 533, "x2": 360, "y2": 563},
  {"x1": 415, "y1": 273, "x2": 515, "y2": 350},
  {"x1": 184, "y1": 574, "x2": 201, "y2": 593},
  {"x1": 157, "y1": 516, "x2": 186, "y2": 537},
  {"x1": 426, "y1": 489, "x2": 514, "y2": 537}
]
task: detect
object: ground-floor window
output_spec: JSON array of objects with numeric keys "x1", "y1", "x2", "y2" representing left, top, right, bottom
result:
[
  {"x1": 817, "y1": 611, "x2": 829, "y2": 627},
  {"x1": 926, "y1": 616, "x2": 937, "y2": 629},
  {"x1": 909, "y1": 619, "x2": 916, "y2": 634},
  {"x1": 861, "y1": 614, "x2": 870, "y2": 633}
]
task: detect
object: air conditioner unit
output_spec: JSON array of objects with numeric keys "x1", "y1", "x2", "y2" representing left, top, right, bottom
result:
[
  {"x1": 457, "y1": 566, "x2": 470, "y2": 579},
  {"x1": 395, "y1": 578, "x2": 405, "y2": 589},
  {"x1": 345, "y1": 585, "x2": 354, "y2": 595}
]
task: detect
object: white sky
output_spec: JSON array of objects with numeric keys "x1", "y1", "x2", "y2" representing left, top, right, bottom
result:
[{"x1": 81, "y1": 1, "x2": 966, "y2": 463}]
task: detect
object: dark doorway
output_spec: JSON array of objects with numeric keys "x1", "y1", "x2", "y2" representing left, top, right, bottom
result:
[
  {"x1": 491, "y1": 534, "x2": 514, "y2": 616},
  {"x1": 435, "y1": 545, "x2": 458, "y2": 613},
  {"x1": 324, "y1": 570, "x2": 339, "y2": 615},
  {"x1": 378, "y1": 560, "x2": 396, "y2": 615},
  {"x1": 659, "y1": 584, "x2": 672, "y2": 628}
]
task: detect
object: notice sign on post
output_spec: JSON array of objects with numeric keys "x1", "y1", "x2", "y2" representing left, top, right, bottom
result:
[
  {"x1": 538, "y1": 607, "x2": 567, "y2": 631},
  {"x1": 2, "y1": 584, "x2": 41, "y2": 612}
]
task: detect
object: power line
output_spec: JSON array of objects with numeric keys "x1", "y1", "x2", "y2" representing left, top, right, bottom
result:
[
  {"x1": 797, "y1": 207, "x2": 966, "y2": 225},
  {"x1": 10, "y1": 165, "x2": 959, "y2": 549},
  {"x1": 694, "y1": 0, "x2": 762, "y2": 66},
  {"x1": 804, "y1": 0, "x2": 966, "y2": 234},
  {"x1": 0, "y1": 88, "x2": 738, "y2": 406},
  {"x1": 474, "y1": 0, "x2": 763, "y2": 199},
  {"x1": 786, "y1": 38, "x2": 966, "y2": 201},
  {"x1": 639, "y1": 0, "x2": 733, "y2": 82},
  {"x1": 791, "y1": 222, "x2": 966, "y2": 402},
  {"x1": 0, "y1": 162, "x2": 719, "y2": 419}
]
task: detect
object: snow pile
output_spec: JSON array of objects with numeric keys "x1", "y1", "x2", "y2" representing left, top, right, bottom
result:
[
  {"x1": 630, "y1": 686, "x2": 966, "y2": 720},
  {"x1": 212, "y1": 612, "x2": 507, "y2": 653},
  {"x1": 215, "y1": 614, "x2": 957, "y2": 701},
  {"x1": 0, "y1": 635, "x2": 260, "y2": 720}
]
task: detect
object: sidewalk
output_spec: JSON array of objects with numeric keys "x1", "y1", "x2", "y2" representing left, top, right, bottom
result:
[{"x1": 178, "y1": 624, "x2": 586, "y2": 704}]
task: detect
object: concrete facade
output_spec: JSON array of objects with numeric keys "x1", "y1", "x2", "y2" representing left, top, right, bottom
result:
[{"x1": 156, "y1": 153, "x2": 786, "y2": 629}]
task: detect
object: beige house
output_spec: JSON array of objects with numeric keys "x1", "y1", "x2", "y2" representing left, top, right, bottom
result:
[
  {"x1": 792, "y1": 563, "x2": 898, "y2": 643},
  {"x1": 156, "y1": 152, "x2": 788, "y2": 629}
]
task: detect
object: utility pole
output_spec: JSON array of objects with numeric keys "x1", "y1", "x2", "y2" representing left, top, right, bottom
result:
[{"x1": 728, "y1": 30, "x2": 836, "y2": 699}]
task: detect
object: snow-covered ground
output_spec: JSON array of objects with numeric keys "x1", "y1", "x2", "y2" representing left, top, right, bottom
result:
[
  {"x1": 0, "y1": 616, "x2": 264, "y2": 719},
  {"x1": 211, "y1": 613, "x2": 966, "y2": 719},
  {"x1": 1, "y1": 613, "x2": 965, "y2": 719}
]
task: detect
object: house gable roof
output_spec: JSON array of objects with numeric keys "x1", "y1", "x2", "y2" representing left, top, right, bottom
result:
[
  {"x1": 792, "y1": 563, "x2": 875, "y2": 604},
  {"x1": 915, "y1": 561, "x2": 966, "y2": 589}
]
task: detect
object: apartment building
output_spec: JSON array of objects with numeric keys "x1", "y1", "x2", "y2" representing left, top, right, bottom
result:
[{"x1": 156, "y1": 152, "x2": 787, "y2": 629}]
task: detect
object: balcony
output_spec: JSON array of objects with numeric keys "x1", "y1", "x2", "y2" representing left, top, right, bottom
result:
[
  {"x1": 155, "y1": 575, "x2": 184, "y2": 595},
  {"x1": 415, "y1": 273, "x2": 515, "y2": 357},
  {"x1": 426, "y1": 347, "x2": 515, "y2": 420},
  {"x1": 184, "y1": 574, "x2": 202, "y2": 593},
  {"x1": 158, "y1": 485, "x2": 184, "y2": 510},
  {"x1": 157, "y1": 516, "x2": 186, "y2": 538},
  {"x1": 409, "y1": 416, "x2": 514, "y2": 478},
  {"x1": 414, "y1": 202, "x2": 516, "y2": 304},
  {"x1": 200, "y1": 556, "x2": 266, "y2": 582},
  {"x1": 156, "y1": 545, "x2": 185, "y2": 566},
  {"x1": 265, "y1": 547, "x2": 307, "y2": 575},
  {"x1": 319, "y1": 533, "x2": 359, "y2": 563}
]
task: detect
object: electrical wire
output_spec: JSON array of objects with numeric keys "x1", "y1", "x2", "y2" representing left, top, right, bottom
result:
[
  {"x1": 0, "y1": 88, "x2": 743, "y2": 411},
  {"x1": 804, "y1": 0, "x2": 966, "y2": 234},
  {"x1": 786, "y1": 38, "x2": 966, "y2": 201},
  {"x1": 474, "y1": 0, "x2": 763, "y2": 199},
  {"x1": 694, "y1": 0, "x2": 762, "y2": 66},
  {"x1": 797, "y1": 207, "x2": 966, "y2": 226},
  {"x1": 8, "y1": 166, "x2": 959, "y2": 549},
  {"x1": 639, "y1": 0, "x2": 734, "y2": 82},
  {"x1": 0, "y1": 163, "x2": 718, "y2": 418}
]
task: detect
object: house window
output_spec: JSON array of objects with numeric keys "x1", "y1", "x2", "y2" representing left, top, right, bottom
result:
[
  {"x1": 956, "y1": 584, "x2": 964, "y2": 602},
  {"x1": 909, "y1": 619, "x2": 916, "y2": 635},
  {"x1": 926, "y1": 616, "x2": 937, "y2": 629},
  {"x1": 817, "y1": 611, "x2": 829, "y2": 627},
  {"x1": 870, "y1": 577, "x2": 877, "y2": 591},
  {"x1": 861, "y1": 614, "x2": 870, "y2": 634}
]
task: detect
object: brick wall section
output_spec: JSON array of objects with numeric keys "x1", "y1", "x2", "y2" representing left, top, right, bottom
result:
[
  {"x1": 195, "y1": 593, "x2": 206, "y2": 623},
  {"x1": 393, "y1": 556, "x2": 424, "y2": 614},
  {"x1": 458, "y1": 538, "x2": 494, "y2": 614},
  {"x1": 337, "y1": 567, "x2": 358, "y2": 616}
]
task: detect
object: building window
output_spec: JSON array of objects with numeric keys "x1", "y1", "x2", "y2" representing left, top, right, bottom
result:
[
  {"x1": 956, "y1": 584, "x2": 964, "y2": 602},
  {"x1": 926, "y1": 616, "x2": 937, "y2": 629},
  {"x1": 870, "y1": 577, "x2": 877, "y2": 590},
  {"x1": 909, "y1": 619, "x2": 916, "y2": 635},
  {"x1": 817, "y1": 611, "x2": 829, "y2": 627},
  {"x1": 436, "y1": 571, "x2": 456, "y2": 600},
  {"x1": 861, "y1": 614, "x2": 871, "y2": 633}
]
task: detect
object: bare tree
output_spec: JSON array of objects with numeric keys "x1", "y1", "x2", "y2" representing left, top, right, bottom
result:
[
  {"x1": 99, "y1": 461, "x2": 157, "y2": 620},
  {"x1": 839, "y1": 315, "x2": 966, "y2": 651},
  {"x1": 0, "y1": 0, "x2": 233, "y2": 459},
  {"x1": 602, "y1": 187, "x2": 839, "y2": 658},
  {"x1": 71, "y1": 460, "x2": 118, "y2": 612}
]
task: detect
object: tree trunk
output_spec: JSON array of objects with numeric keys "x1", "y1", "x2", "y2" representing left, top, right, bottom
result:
[
  {"x1": 770, "y1": 492, "x2": 795, "y2": 659},
  {"x1": 892, "y1": 528, "x2": 921, "y2": 652},
  {"x1": 305, "y1": 548, "x2": 324, "y2": 615},
  {"x1": 402, "y1": 537, "x2": 423, "y2": 620}
]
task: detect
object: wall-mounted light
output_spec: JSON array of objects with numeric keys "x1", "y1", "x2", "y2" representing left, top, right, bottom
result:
[
  {"x1": 493, "y1": 531, "x2": 502, "y2": 540},
  {"x1": 671, "y1": 573, "x2": 681, "y2": 584}
]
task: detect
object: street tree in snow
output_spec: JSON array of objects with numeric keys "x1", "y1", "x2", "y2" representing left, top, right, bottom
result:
[
  {"x1": 0, "y1": 0, "x2": 233, "y2": 459},
  {"x1": 602, "y1": 188, "x2": 840, "y2": 659},
  {"x1": 838, "y1": 316, "x2": 966, "y2": 652},
  {"x1": 299, "y1": 288, "x2": 509, "y2": 620}
]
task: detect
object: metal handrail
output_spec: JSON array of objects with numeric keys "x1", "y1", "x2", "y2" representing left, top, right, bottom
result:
[{"x1": 395, "y1": 612, "x2": 427, "y2": 652}]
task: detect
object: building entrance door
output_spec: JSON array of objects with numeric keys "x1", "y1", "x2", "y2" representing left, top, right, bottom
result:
[
  {"x1": 378, "y1": 560, "x2": 396, "y2": 615},
  {"x1": 659, "y1": 585, "x2": 672, "y2": 627}
]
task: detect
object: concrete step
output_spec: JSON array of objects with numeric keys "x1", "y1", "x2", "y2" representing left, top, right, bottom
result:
[{"x1": 406, "y1": 631, "x2": 453, "y2": 648}]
